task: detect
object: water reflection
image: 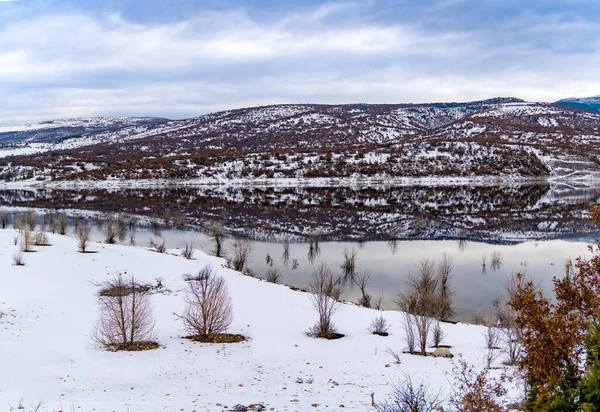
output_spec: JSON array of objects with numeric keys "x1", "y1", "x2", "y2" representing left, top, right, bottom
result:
[{"x1": 0, "y1": 183, "x2": 598, "y2": 320}]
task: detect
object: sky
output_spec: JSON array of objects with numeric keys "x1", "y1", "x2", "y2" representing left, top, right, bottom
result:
[{"x1": 0, "y1": 0, "x2": 599, "y2": 125}]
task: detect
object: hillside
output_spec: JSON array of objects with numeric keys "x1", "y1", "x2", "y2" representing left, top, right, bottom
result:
[
  {"x1": 1, "y1": 98, "x2": 600, "y2": 183},
  {"x1": 556, "y1": 95, "x2": 600, "y2": 112}
]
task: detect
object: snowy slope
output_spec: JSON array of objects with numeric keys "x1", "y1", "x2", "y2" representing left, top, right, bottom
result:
[
  {"x1": 556, "y1": 95, "x2": 600, "y2": 112},
  {"x1": 0, "y1": 230, "x2": 515, "y2": 411}
]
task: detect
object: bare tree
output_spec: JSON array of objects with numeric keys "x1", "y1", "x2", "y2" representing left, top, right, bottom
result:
[
  {"x1": 232, "y1": 238, "x2": 252, "y2": 272},
  {"x1": 20, "y1": 229, "x2": 34, "y2": 252},
  {"x1": 15, "y1": 212, "x2": 37, "y2": 232},
  {"x1": 307, "y1": 231, "x2": 321, "y2": 263},
  {"x1": 356, "y1": 271, "x2": 372, "y2": 308},
  {"x1": 436, "y1": 252, "x2": 454, "y2": 321},
  {"x1": 374, "y1": 374, "x2": 445, "y2": 412},
  {"x1": 308, "y1": 262, "x2": 343, "y2": 338},
  {"x1": 403, "y1": 311, "x2": 416, "y2": 353},
  {"x1": 175, "y1": 266, "x2": 233, "y2": 337},
  {"x1": 265, "y1": 266, "x2": 283, "y2": 284},
  {"x1": 395, "y1": 259, "x2": 439, "y2": 355},
  {"x1": 116, "y1": 213, "x2": 128, "y2": 242},
  {"x1": 207, "y1": 221, "x2": 226, "y2": 257},
  {"x1": 56, "y1": 212, "x2": 67, "y2": 235},
  {"x1": 265, "y1": 254, "x2": 274, "y2": 267},
  {"x1": 181, "y1": 240, "x2": 195, "y2": 260},
  {"x1": 490, "y1": 250, "x2": 503, "y2": 271},
  {"x1": 0, "y1": 211, "x2": 9, "y2": 229},
  {"x1": 76, "y1": 224, "x2": 92, "y2": 253},
  {"x1": 92, "y1": 273, "x2": 156, "y2": 350},
  {"x1": 432, "y1": 320, "x2": 445, "y2": 347},
  {"x1": 281, "y1": 238, "x2": 290, "y2": 265},
  {"x1": 104, "y1": 216, "x2": 117, "y2": 244},
  {"x1": 340, "y1": 247, "x2": 358, "y2": 285}
]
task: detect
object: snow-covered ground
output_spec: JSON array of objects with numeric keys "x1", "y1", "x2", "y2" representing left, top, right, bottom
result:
[{"x1": 1, "y1": 230, "x2": 516, "y2": 411}]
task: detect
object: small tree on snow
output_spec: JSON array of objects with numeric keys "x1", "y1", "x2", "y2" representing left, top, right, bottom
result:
[
  {"x1": 308, "y1": 262, "x2": 343, "y2": 339},
  {"x1": 176, "y1": 266, "x2": 233, "y2": 337}
]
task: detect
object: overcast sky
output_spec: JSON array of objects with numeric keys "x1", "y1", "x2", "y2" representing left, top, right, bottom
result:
[{"x1": 0, "y1": 0, "x2": 599, "y2": 125}]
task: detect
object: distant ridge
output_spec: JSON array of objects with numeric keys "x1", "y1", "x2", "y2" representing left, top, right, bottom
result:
[{"x1": 556, "y1": 95, "x2": 600, "y2": 112}]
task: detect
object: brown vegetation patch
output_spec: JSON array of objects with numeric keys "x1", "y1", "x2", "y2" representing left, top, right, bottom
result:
[
  {"x1": 106, "y1": 341, "x2": 159, "y2": 352},
  {"x1": 185, "y1": 334, "x2": 246, "y2": 344}
]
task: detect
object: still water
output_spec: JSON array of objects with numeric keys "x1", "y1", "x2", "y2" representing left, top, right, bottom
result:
[{"x1": 1, "y1": 183, "x2": 598, "y2": 320}]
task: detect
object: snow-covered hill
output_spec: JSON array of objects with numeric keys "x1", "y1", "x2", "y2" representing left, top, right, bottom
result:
[
  {"x1": 556, "y1": 95, "x2": 600, "y2": 112},
  {"x1": 2, "y1": 98, "x2": 600, "y2": 183}
]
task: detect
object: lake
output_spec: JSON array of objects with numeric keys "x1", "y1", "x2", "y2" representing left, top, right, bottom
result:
[{"x1": 1, "y1": 182, "x2": 598, "y2": 320}]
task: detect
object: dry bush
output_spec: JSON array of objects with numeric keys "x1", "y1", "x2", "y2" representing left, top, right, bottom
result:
[
  {"x1": 116, "y1": 213, "x2": 128, "y2": 242},
  {"x1": 446, "y1": 357, "x2": 510, "y2": 412},
  {"x1": 149, "y1": 238, "x2": 166, "y2": 253},
  {"x1": 232, "y1": 238, "x2": 252, "y2": 272},
  {"x1": 12, "y1": 252, "x2": 25, "y2": 266},
  {"x1": 20, "y1": 229, "x2": 34, "y2": 252},
  {"x1": 374, "y1": 374, "x2": 445, "y2": 412},
  {"x1": 175, "y1": 266, "x2": 233, "y2": 337},
  {"x1": 207, "y1": 221, "x2": 226, "y2": 257},
  {"x1": 129, "y1": 232, "x2": 136, "y2": 246},
  {"x1": 265, "y1": 254, "x2": 273, "y2": 266},
  {"x1": 76, "y1": 224, "x2": 92, "y2": 253},
  {"x1": 356, "y1": 271, "x2": 373, "y2": 308},
  {"x1": 307, "y1": 232, "x2": 321, "y2": 263},
  {"x1": 490, "y1": 251, "x2": 503, "y2": 271},
  {"x1": 368, "y1": 314, "x2": 390, "y2": 336},
  {"x1": 340, "y1": 247, "x2": 358, "y2": 284},
  {"x1": 92, "y1": 273, "x2": 157, "y2": 350},
  {"x1": 34, "y1": 224, "x2": 50, "y2": 246},
  {"x1": 265, "y1": 266, "x2": 282, "y2": 284},
  {"x1": 181, "y1": 240, "x2": 195, "y2": 260},
  {"x1": 308, "y1": 262, "x2": 343, "y2": 339}
]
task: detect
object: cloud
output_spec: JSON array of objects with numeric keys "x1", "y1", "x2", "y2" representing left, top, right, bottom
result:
[{"x1": 0, "y1": 1, "x2": 599, "y2": 125}]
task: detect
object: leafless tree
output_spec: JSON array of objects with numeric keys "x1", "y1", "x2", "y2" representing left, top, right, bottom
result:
[
  {"x1": 104, "y1": 216, "x2": 117, "y2": 244},
  {"x1": 481, "y1": 255, "x2": 487, "y2": 274},
  {"x1": 436, "y1": 252, "x2": 454, "y2": 321},
  {"x1": 181, "y1": 240, "x2": 195, "y2": 260},
  {"x1": 149, "y1": 238, "x2": 166, "y2": 253},
  {"x1": 403, "y1": 311, "x2": 416, "y2": 353},
  {"x1": 432, "y1": 320, "x2": 445, "y2": 347},
  {"x1": 308, "y1": 262, "x2": 343, "y2": 338},
  {"x1": 56, "y1": 212, "x2": 67, "y2": 235},
  {"x1": 265, "y1": 266, "x2": 282, "y2": 284},
  {"x1": 307, "y1": 231, "x2": 321, "y2": 263},
  {"x1": 116, "y1": 213, "x2": 128, "y2": 242},
  {"x1": 395, "y1": 259, "x2": 440, "y2": 355},
  {"x1": 374, "y1": 374, "x2": 445, "y2": 412},
  {"x1": 281, "y1": 238, "x2": 290, "y2": 265},
  {"x1": 175, "y1": 266, "x2": 233, "y2": 337},
  {"x1": 340, "y1": 247, "x2": 358, "y2": 285},
  {"x1": 76, "y1": 224, "x2": 92, "y2": 253},
  {"x1": 0, "y1": 211, "x2": 9, "y2": 229},
  {"x1": 265, "y1": 254, "x2": 273, "y2": 267},
  {"x1": 15, "y1": 212, "x2": 37, "y2": 232},
  {"x1": 232, "y1": 238, "x2": 252, "y2": 272},
  {"x1": 92, "y1": 273, "x2": 156, "y2": 350},
  {"x1": 20, "y1": 229, "x2": 34, "y2": 252},
  {"x1": 207, "y1": 221, "x2": 226, "y2": 257},
  {"x1": 355, "y1": 271, "x2": 372, "y2": 308},
  {"x1": 490, "y1": 250, "x2": 503, "y2": 271},
  {"x1": 129, "y1": 232, "x2": 136, "y2": 246}
]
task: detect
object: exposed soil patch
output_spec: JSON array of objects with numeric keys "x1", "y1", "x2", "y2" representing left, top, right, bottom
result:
[
  {"x1": 185, "y1": 334, "x2": 247, "y2": 344},
  {"x1": 106, "y1": 341, "x2": 160, "y2": 352}
]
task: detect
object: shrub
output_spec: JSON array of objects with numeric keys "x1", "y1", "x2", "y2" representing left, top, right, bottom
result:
[
  {"x1": 281, "y1": 238, "x2": 290, "y2": 265},
  {"x1": 175, "y1": 266, "x2": 233, "y2": 337},
  {"x1": 181, "y1": 240, "x2": 194, "y2": 260},
  {"x1": 340, "y1": 247, "x2": 358, "y2": 284},
  {"x1": 12, "y1": 252, "x2": 25, "y2": 266},
  {"x1": 76, "y1": 224, "x2": 92, "y2": 253},
  {"x1": 20, "y1": 229, "x2": 34, "y2": 252},
  {"x1": 0, "y1": 212, "x2": 9, "y2": 229},
  {"x1": 265, "y1": 266, "x2": 282, "y2": 284},
  {"x1": 368, "y1": 314, "x2": 390, "y2": 336},
  {"x1": 207, "y1": 221, "x2": 226, "y2": 257},
  {"x1": 356, "y1": 271, "x2": 373, "y2": 308},
  {"x1": 374, "y1": 374, "x2": 444, "y2": 412},
  {"x1": 232, "y1": 238, "x2": 252, "y2": 272},
  {"x1": 92, "y1": 273, "x2": 156, "y2": 350}
]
